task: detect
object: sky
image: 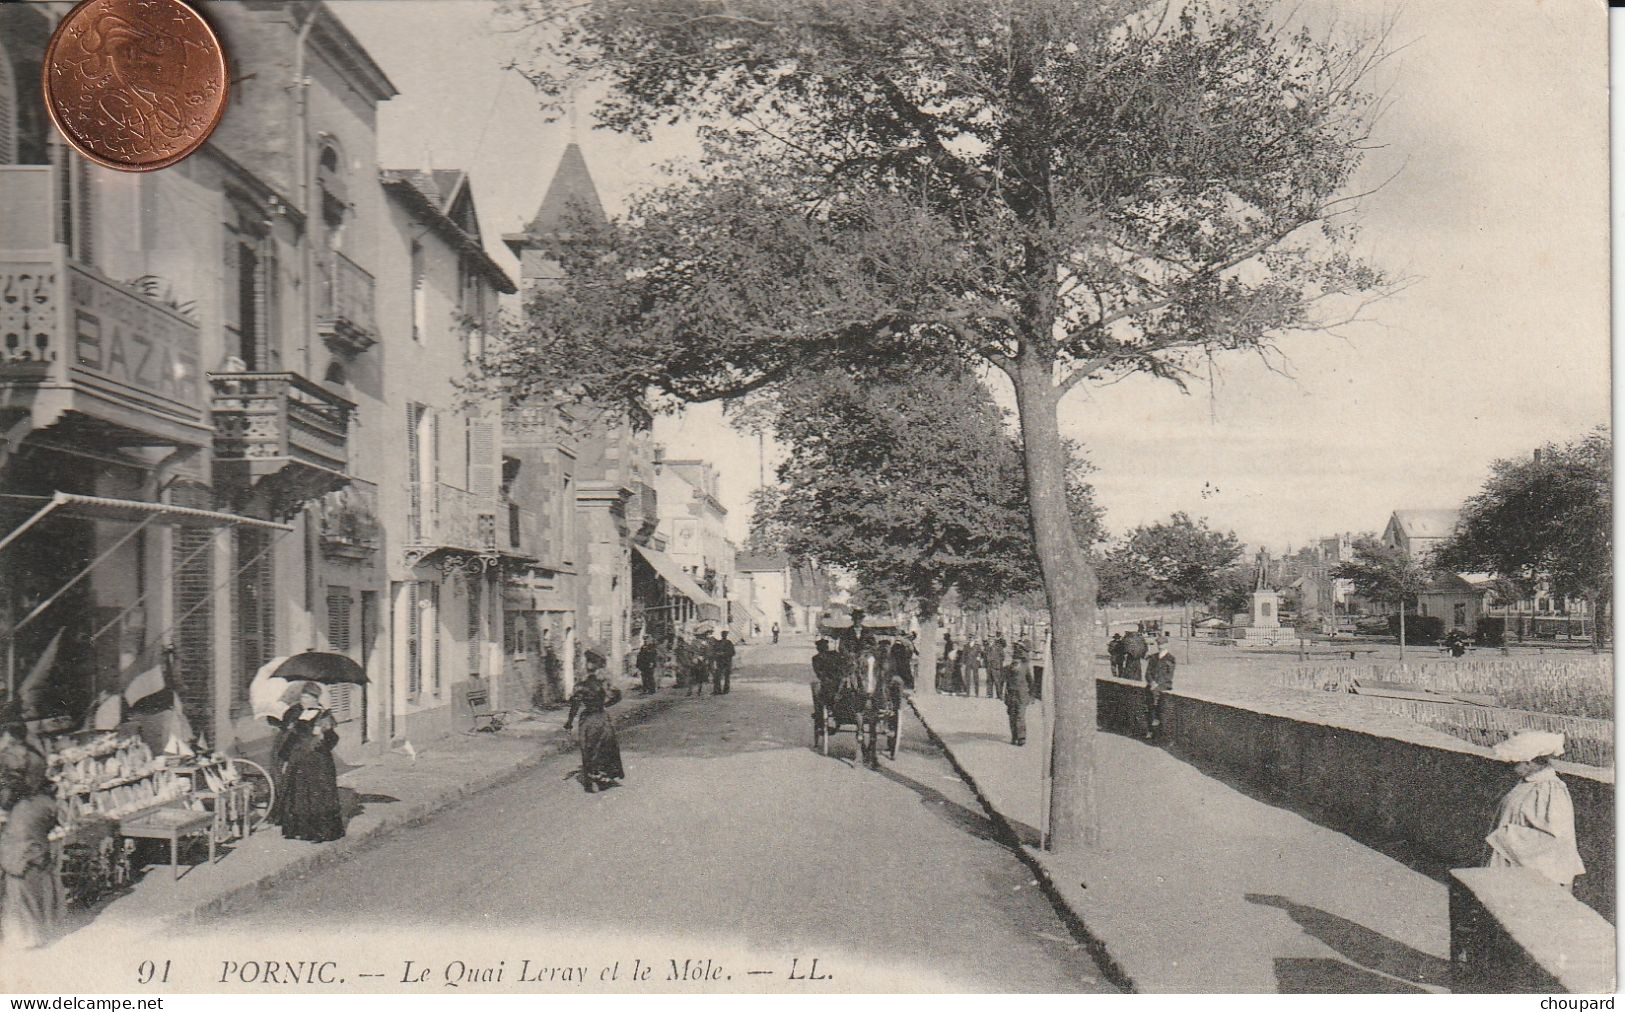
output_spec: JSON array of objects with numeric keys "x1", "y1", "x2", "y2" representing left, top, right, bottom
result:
[{"x1": 333, "y1": 0, "x2": 1611, "y2": 554}]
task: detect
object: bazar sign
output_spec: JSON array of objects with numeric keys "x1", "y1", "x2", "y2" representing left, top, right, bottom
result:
[{"x1": 69, "y1": 265, "x2": 202, "y2": 408}]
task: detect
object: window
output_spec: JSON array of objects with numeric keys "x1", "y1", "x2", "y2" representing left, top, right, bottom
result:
[
  {"x1": 407, "y1": 404, "x2": 438, "y2": 540},
  {"x1": 1453, "y1": 602, "x2": 1467, "y2": 628},
  {"x1": 411, "y1": 240, "x2": 426, "y2": 342}
]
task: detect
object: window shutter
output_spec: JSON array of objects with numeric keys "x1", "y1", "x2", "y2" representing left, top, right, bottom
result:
[
  {"x1": 430, "y1": 411, "x2": 441, "y2": 530},
  {"x1": 467, "y1": 579, "x2": 482, "y2": 676},
  {"x1": 406, "y1": 582, "x2": 421, "y2": 696},
  {"x1": 467, "y1": 418, "x2": 496, "y2": 500},
  {"x1": 326, "y1": 590, "x2": 355, "y2": 722},
  {"x1": 406, "y1": 403, "x2": 422, "y2": 540},
  {"x1": 0, "y1": 46, "x2": 15, "y2": 164},
  {"x1": 428, "y1": 581, "x2": 442, "y2": 695}
]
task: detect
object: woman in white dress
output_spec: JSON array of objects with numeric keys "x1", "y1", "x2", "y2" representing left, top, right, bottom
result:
[{"x1": 1484, "y1": 731, "x2": 1585, "y2": 890}]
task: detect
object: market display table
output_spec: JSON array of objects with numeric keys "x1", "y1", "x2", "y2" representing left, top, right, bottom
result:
[{"x1": 118, "y1": 805, "x2": 215, "y2": 880}]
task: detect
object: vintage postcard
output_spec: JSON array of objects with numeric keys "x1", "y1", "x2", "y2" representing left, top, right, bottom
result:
[{"x1": 0, "y1": 0, "x2": 1612, "y2": 997}]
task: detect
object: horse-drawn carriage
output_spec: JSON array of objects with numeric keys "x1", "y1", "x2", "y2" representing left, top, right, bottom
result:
[{"x1": 812, "y1": 645, "x2": 903, "y2": 769}]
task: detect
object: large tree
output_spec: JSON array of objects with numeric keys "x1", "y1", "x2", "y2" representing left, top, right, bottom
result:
[
  {"x1": 1335, "y1": 537, "x2": 1430, "y2": 657},
  {"x1": 745, "y1": 364, "x2": 1100, "y2": 685},
  {"x1": 1114, "y1": 513, "x2": 1244, "y2": 608},
  {"x1": 1436, "y1": 429, "x2": 1611, "y2": 649},
  {"x1": 485, "y1": 0, "x2": 1391, "y2": 849}
]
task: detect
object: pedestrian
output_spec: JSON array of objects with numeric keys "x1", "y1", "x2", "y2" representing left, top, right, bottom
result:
[
  {"x1": 1121, "y1": 628, "x2": 1147, "y2": 682},
  {"x1": 1004, "y1": 642, "x2": 1032, "y2": 746},
  {"x1": 269, "y1": 684, "x2": 345, "y2": 843},
  {"x1": 0, "y1": 762, "x2": 61, "y2": 951},
  {"x1": 1143, "y1": 633, "x2": 1176, "y2": 740},
  {"x1": 963, "y1": 636, "x2": 983, "y2": 698},
  {"x1": 1108, "y1": 632, "x2": 1126, "y2": 678},
  {"x1": 1484, "y1": 731, "x2": 1584, "y2": 890},
  {"x1": 688, "y1": 632, "x2": 713, "y2": 696},
  {"x1": 939, "y1": 632, "x2": 956, "y2": 693},
  {"x1": 636, "y1": 635, "x2": 659, "y2": 695},
  {"x1": 772, "y1": 622, "x2": 780, "y2": 644},
  {"x1": 712, "y1": 631, "x2": 735, "y2": 695},
  {"x1": 563, "y1": 657, "x2": 625, "y2": 794},
  {"x1": 985, "y1": 635, "x2": 1005, "y2": 699}
]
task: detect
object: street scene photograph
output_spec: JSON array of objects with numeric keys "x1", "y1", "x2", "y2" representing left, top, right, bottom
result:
[{"x1": 0, "y1": 0, "x2": 1612, "y2": 997}]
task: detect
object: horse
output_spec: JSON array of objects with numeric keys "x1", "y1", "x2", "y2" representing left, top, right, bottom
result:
[{"x1": 812, "y1": 645, "x2": 902, "y2": 768}]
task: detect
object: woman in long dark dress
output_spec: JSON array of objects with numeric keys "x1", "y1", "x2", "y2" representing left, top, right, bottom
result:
[
  {"x1": 563, "y1": 665, "x2": 623, "y2": 793},
  {"x1": 269, "y1": 684, "x2": 344, "y2": 842},
  {"x1": 0, "y1": 760, "x2": 61, "y2": 951}
]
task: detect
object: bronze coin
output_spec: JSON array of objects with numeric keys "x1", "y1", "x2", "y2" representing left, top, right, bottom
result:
[{"x1": 41, "y1": 0, "x2": 229, "y2": 172}]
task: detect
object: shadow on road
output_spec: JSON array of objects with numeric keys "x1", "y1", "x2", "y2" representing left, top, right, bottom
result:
[
  {"x1": 872, "y1": 765, "x2": 1003, "y2": 843},
  {"x1": 1246, "y1": 893, "x2": 1450, "y2": 993}
]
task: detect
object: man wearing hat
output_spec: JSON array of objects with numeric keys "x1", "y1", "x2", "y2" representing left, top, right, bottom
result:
[
  {"x1": 1004, "y1": 642, "x2": 1032, "y2": 746},
  {"x1": 1143, "y1": 633, "x2": 1176, "y2": 741},
  {"x1": 1485, "y1": 731, "x2": 1585, "y2": 890},
  {"x1": 837, "y1": 608, "x2": 874, "y2": 658}
]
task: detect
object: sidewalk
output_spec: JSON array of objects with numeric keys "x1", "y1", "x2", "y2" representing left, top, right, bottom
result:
[
  {"x1": 48, "y1": 683, "x2": 676, "y2": 947},
  {"x1": 909, "y1": 692, "x2": 1452, "y2": 994}
]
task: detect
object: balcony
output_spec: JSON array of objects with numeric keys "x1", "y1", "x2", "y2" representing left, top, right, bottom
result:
[
  {"x1": 405, "y1": 484, "x2": 539, "y2": 574},
  {"x1": 1, "y1": 166, "x2": 209, "y2": 450},
  {"x1": 316, "y1": 252, "x2": 378, "y2": 356},
  {"x1": 318, "y1": 479, "x2": 380, "y2": 561},
  {"x1": 208, "y1": 372, "x2": 354, "y2": 513}
]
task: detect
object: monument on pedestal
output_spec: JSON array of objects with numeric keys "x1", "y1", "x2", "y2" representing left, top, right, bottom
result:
[{"x1": 1232, "y1": 553, "x2": 1288, "y2": 644}]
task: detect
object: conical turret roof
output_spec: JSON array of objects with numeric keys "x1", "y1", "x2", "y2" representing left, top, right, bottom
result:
[{"x1": 525, "y1": 143, "x2": 607, "y2": 237}]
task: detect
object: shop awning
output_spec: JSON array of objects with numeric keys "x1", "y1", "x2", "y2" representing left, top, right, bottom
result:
[
  {"x1": 0, "y1": 492, "x2": 292, "y2": 536},
  {"x1": 633, "y1": 545, "x2": 721, "y2": 612}
]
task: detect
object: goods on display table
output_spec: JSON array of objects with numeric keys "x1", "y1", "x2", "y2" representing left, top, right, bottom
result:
[{"x1": 0, "y1": 730, "x2": 266, "y2": 906}]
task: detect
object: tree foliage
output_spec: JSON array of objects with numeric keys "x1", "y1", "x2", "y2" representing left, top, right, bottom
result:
[
  {"x1": 745, "y1": 364, "x2": 1101, "y2": 614},
  {"x1": 1111, "y1": 512, "x2": 1244, "y2": 606},
  {"x1": 1334, "y1": 536, "x2": 1429, "y2": 608},
  {"x1": 1436, "y1": 429, "x2": 1611, "y2": 612}
]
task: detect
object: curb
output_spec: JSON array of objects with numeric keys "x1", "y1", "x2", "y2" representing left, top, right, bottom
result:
[
  {"x1": 905, "y1": 695, "x2": 1137, "y2": 994},
  {"x1": 126, "y1": 692, "x2": 677, "y2": 931}
]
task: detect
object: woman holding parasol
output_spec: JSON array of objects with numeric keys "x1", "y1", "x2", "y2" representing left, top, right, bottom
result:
[{"x1": 251, "y1": 654, "x2": 364, "y2": 843}]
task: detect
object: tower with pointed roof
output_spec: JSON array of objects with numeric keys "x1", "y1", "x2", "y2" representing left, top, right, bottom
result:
[
  {"x1": 501, "y1": 143, "x2": 665, "y2": 681},
  {"x1": 503, "y1": 143, "x2": 609, "y2": 291}
]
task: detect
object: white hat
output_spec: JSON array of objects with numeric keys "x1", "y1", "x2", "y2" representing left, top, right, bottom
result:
[{"x1": 1491, "y1": 730, "x2": 1565, "y2": 763}]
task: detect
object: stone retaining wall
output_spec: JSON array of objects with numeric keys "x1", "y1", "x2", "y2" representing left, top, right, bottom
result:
[{"x1": 1095, "y1": 676, "x2": 1615, "y2": 918}]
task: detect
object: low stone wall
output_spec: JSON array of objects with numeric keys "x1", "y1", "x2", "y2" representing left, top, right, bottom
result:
[{"x1": 1096, "y1": 676, "x2": 1615, "y2": 919}]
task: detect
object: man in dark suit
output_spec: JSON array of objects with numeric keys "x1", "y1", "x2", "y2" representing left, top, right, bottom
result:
[
  {"x1": 1004, "y1": 642, "x2": 1031, "y2": 745},
  {"x1": 1143, "y1": 633, "x2": 1176, "y2": 740},
  {"x1": 962, "y1": 637, "x2": 984, "y2": 697},
  {"x1": 1121, "y1": 629, "x2": 1147, "y2": 682},
  {"x1": 635, "y1": 635, "x2": 660, "y2": 695},
  {"x1": 711, "y1": 631, "x2": 736, "y2": 695}
]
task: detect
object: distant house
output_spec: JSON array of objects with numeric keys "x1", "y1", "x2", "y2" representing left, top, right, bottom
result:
[
  {"x1": 1417, "y1": 572, "x2": 1485, "y2": 633},
  {"x1": 1382, "y1": 509, "x2": 1461, "y2": 561},
  {"x1": 734, "y1": 553, "x2": 828, "y2": 632}
]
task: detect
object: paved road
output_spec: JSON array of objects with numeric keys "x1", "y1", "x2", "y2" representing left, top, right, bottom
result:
[{"x1": 202, "y1": 641, "x2": 1115, "y2": 993}]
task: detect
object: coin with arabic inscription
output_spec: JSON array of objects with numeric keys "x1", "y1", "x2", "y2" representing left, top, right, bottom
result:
[{"x1": 42, "y1": 0, "x2": 229, "y2": 172}]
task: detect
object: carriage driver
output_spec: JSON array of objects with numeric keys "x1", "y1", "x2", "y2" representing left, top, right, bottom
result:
[{"x1": 838, "y1": 608, "x2": 876, "y2": 657}]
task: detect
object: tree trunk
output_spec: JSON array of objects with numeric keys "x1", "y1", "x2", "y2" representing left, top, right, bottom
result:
[
  {"x1": 1398, "y1": 604, "x2": 1406, "y2": 660},
  {"x1": 917, "y1": 604, "x2": 940, "y2": 694},
  {"x1": 1011, "y1": 355, "x2": 1099, "y2": 852}
]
